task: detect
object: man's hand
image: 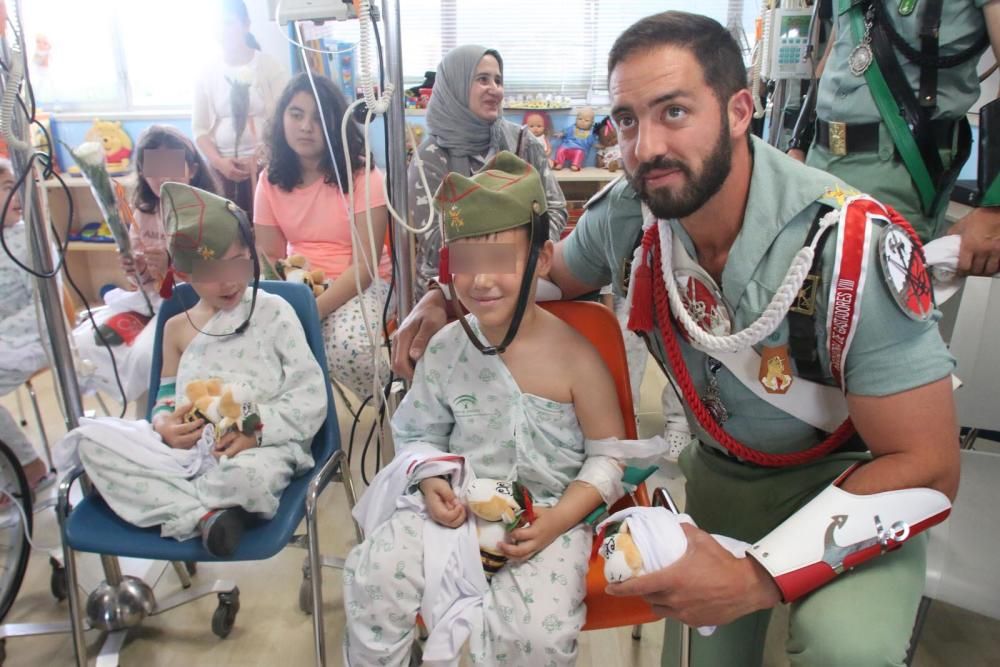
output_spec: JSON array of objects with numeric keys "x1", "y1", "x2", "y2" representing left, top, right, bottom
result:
[
  {"x1": 420, "y1": 477, "x2": 467, "y2": 528},
  {"x1": 606, "y1": 523, "x2": 781, "y2": 627},
  {"x1": 947, "y1": 207, "x2": 1000, "y2": 276},
  {"x1": 787, "y1": 148, "x2": 807, "y2": 163},
  {"x1": 498, "y1": 507, "x2": 563, "y2": 561},
  {"x1": 214, "y1": 430, "x2": 258, "y2": 459},
  {"x1": 153, "y1": 403, "x2": 205, "y2": 450},
  {"x1": 390, "y1": 288, "x2": 449, "y2": 380}
]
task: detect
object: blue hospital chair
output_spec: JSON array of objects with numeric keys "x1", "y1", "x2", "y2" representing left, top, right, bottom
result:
[{"x1": 55, "y1": 281, "x2": 357, "y2": 666}]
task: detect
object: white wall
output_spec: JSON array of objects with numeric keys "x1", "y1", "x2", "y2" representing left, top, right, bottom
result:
[{"x1": 250, "y1": 0, "x2": 294, "y2": 76}]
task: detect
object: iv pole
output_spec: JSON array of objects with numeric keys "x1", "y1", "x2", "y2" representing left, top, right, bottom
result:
[{"x1": 0, "y1": 2, "x2": 157, "y2": 663}]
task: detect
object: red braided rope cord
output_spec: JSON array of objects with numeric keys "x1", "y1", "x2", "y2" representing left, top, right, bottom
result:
[{"x1": 647, "y1": 228, "x2": 857, "y2": 467}]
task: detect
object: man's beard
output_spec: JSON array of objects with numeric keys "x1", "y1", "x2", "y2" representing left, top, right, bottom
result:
[{"x1": 626, "y1": 123, "x2": 732, "y2": 220}]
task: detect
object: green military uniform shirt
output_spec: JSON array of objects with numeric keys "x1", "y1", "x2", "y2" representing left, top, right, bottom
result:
[
  {"x1": 564, "y1": 137, "x2": 954, "y2": 457},
  {"x1": 808, "y1": 0, "x2": 993, "y2": 240}
]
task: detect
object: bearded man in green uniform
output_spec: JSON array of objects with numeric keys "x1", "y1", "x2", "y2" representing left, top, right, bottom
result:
[{"x1": 394, "y1": 11, "x2": 960, "y2": 667}]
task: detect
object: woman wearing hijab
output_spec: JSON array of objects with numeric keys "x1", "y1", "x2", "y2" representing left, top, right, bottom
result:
[{"x1": 407, "y1": 45, "x2": 568, "y2": 296}]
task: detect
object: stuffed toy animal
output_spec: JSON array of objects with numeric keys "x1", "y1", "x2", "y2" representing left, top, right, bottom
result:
[
  {"x1": 182, "y1": 378, "x2": 262, "y2": 444},
  {"x1": 597, "y1": 507, "x2": 751, "y2": 637},
  {"x1": 597, "y1": 520, "x2": 645, "y2": 583},
  {"x1": 466, "y1": 478, "x2": 535, "y2": 579},
  {"x1": 594, "y1": 117, "x2": 622, "y2": 172},
  {"x1": 84, "y1": 119, "x2": 133, "y2": 173},
  {"x1": 273, "y1": 254, "x2": 328, "y2": 297}
]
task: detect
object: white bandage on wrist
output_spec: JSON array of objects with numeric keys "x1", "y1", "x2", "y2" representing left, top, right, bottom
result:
[{"x1": 576, "y1": 456, "x2": 625, "y2": 506}]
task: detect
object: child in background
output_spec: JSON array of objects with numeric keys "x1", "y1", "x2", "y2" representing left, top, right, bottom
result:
[
  {"x1": 0, "y1": 158, "x2": 54, "y2": 492},
  {"x1": 344, "y1": 153, "x2": 631, "y2": 666},
  {"x1": 73, "y1": 125, "x2": 220, "y2": 403},
  {"x1": 61, "y1": 183, "x2": 325, "y2": 555}
]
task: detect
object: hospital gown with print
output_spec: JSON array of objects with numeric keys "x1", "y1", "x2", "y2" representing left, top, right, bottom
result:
[
  {"x1": 75, "y1": 288, "x2": 326, "y2": 541},
  {"x1": 344, "y1": 318, "x2": 592, "y2": 667},
  {"x1": 0, "y1": 222, "x2": 48, "y2": 465}
]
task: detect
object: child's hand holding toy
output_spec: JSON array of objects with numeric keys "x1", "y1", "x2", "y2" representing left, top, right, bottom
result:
[
  {"x1": 153, "y1": 402, "x2": 205, "y2": 450},
  {"x1": 213, "y1": 430, "x2": 258, "y2": 459},
  {"x1": 420, "y1": 476, "x2": 467, "y2": 528}
]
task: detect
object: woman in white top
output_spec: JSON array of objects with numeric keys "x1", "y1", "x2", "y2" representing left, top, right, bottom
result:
[{"x1": 193, "y1": 0, "x2": 287, "y2": 216}]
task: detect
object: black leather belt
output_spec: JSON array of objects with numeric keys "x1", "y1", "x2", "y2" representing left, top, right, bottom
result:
[{"x1": 815, "y1": 118, "x2": 956, "y2": 156}]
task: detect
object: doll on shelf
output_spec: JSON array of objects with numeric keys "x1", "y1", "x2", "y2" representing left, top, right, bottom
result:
[
  {"x1": 594, "y1": 117, "x2": 622, "y2": 172},
  {"x1": 521, "y1": 110, "x2": 553, "y2": 165},
  {"x1": 552, "y1": 107, "x2": 597, "y2": 172}
]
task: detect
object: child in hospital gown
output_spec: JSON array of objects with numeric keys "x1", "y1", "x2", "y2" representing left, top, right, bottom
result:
[
  {"x1": 343, "y1": 153, "x2": 632, "y2": 666},
  {"x1": 0, "y1": 158, "x2": 53, "y2": 492},
  {"x1": 63, "y1": 183, "x2": 325, "y2": 555}
]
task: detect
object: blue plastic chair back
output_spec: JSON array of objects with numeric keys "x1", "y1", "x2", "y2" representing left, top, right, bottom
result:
[{"x1": 66, "y1": 281, "x2": 340, "y2": 561}]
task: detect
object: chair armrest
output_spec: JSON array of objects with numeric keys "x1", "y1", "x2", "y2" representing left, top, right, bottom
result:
[
  {"x1": 306, "y1": 449, "x2": 347, "y2": 515},
  {"x1": 57, "y1": 465, "x2": 88, "y2": 519},
  {"x1": 652, "y1": 486, "x2": 680, "y2": 514}
]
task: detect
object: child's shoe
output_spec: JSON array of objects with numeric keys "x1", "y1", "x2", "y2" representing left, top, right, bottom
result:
[{"x1": 199, "y1": 507, "x2": 250, "y2": 557}]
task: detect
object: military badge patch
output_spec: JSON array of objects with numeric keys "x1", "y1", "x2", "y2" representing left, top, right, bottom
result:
[{"x1": 878, "y1": 224, "x2": 933, "y2": 321}]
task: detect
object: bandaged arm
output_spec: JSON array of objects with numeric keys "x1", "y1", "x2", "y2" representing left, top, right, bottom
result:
[
  {"x1": 578, "y1": 436, "x2": 673, "y2": 507},
  {"x1": 151, "y1": 377, "x2": 177, "y2": 420}
]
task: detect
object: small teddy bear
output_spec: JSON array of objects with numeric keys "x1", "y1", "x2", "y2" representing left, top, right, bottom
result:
[
  {"x1": 466, "y1": 478, "x2": 535, "y2": 580},
  {"x1": 274, "y1": 254, "x2": 328, "y2": 297},
  {"x1": 182, "y1": 378, "x2": 261, "y2": 446}
]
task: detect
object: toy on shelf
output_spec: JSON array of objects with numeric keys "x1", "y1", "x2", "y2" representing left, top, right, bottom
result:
[
  {"x1": 594, "y1": 117, "x2": 621, "y2": 172},
  {"x1": 70, "y1": 120, "x2": 133, "y2": 175},
  {"x1": 522, "y1": 110, "x2": 553, "y2": 163},
  {"x1": 552, "y1": 107, "x2": 597, "y2": 172},
  {"x1": 404, "y1": 71, "x2": 435, "y2": 109},
  {"x1": 504, "y1": 93, "x2": 571, "y2": 110},
  {"x1": 467, "y1": 478, "x2": 535, "y2": 580}
]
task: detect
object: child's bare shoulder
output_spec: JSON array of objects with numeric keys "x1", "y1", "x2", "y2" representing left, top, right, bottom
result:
[
  {"x1": 162, "y1": 311, "x2": 187, "y2": 338},
  {"x1": 536, "y1": 309, "x2": 607, "y2": 372}
]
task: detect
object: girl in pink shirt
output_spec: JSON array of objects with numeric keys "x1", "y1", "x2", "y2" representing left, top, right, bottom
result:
[{"x1": 255, "y1": 73, "x2": 390, "y2": 400}]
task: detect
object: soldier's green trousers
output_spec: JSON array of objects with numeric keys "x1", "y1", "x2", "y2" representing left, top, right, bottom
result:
[{"x1": 660, "y1": 443, "x2": 926, "y2": 667}]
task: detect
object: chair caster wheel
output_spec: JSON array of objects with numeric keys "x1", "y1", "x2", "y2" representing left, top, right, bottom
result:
[
  {"x1": 49, "y1": 557, "x2": 67, "y2": 602},
  {"x1": 184, "y1": 561, "x2": 197, "y2": 576},
  {"x1": 299, "y1": 576, "x2": 313, "y2": 614},
  {"x1": 212, "y1": 588, "x2": 240, "y2": 639}
]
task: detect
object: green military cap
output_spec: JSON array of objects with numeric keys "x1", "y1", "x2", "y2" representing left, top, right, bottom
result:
[
  {"x1": 434, "y1": 151, "x2": 547, "y2": 243},
  {"x1": 160, "y1": 182, "x2": 247, "y2": 274}
]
